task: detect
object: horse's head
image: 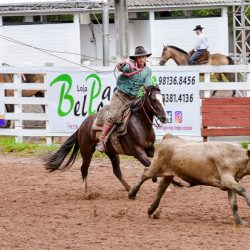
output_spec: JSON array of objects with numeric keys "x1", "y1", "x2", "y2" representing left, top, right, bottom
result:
[
  {"x1": 159, "y1": 45, "x2": 171, "y2": 66},
  {"x1": 144, "y1": 85, "x2": 168, "y2": 124}
]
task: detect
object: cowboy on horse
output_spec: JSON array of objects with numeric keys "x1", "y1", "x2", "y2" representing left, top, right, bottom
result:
[
  {"x1": 96, "y1": 46, "x2": 153, "y2": 153},
  {"x1": 188, "y1": 25, "x2": 209, "y2": 65}
]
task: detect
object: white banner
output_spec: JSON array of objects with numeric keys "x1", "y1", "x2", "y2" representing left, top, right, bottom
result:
[
  {"x1": 153, "y1": 70, "x2": 200, "y2": 136},
  {"x1": 47, "y1": 69, "x2": 200, "y2": 136},
  {"x1": 47, "y1": 71, "x2": 116, "y2": 132}
]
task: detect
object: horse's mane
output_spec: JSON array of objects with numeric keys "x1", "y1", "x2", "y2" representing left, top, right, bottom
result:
[
  {"x1": 130, "y1": 85, "x2": 161, "y2": 111},
  {"x1": 145, "y1": 84, "x2": 161, "y2": 92},
  {"x1": 168, "y1": 45, "x2": 188, "y2": 55}
]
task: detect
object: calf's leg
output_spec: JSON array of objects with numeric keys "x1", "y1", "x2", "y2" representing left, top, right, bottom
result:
[
  {"x1": 128, "y1": 167, "x2": 155, "y2": 199},
  {"x1": 221, "y1": 174, "x2": 250, "y2": 206},
  {"x1": 228, "y1": 190, "x2": 246, "y2": 225},
  {"x1": 148, "y1": 176, "x2": 173, "y2": 216}
]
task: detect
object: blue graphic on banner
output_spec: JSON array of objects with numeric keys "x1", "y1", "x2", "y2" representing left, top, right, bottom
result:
[
  {"x1": 166, "y1": 111, "x2": 173, "y2": 123},
  {"x1": 0, "y1": 119, "x2": 5, "y2": 127}
]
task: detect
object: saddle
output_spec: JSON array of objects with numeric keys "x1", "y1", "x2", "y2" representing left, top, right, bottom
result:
[
  {"x1": 91, "y1": 105, "x2": 131, "y2": 154},
  {"x1": 190, "y1": 50, "x2": 209, "y2": 64}
]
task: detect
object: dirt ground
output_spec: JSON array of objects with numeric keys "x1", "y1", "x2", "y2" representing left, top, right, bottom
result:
[{"x1": 1, "y1": 154, "x2": 250, "y2": 250}]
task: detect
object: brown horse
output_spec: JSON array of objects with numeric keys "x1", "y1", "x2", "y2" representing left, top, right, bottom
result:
[
  {"x1": 0, "y1": 71, "x2": 45, "y2": 127},
  {"x1": 0, "y1": 72, "x2": 44, "y2": 97},
  {"x1": 45, "y1": 85, "x2": 168, "y2": 193},
  {"x1": 159, "y1": 45, "x2": 235, "y2": 83}
]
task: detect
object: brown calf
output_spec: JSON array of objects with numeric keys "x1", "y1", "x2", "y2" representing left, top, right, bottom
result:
[{"x1": 129, "y1": 134, "x2": 250, "y2": 225}]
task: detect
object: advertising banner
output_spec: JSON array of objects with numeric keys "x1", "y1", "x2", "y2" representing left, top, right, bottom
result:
[
  {"x1": 47, "y1": 71, "x2": 116, "y2": 132},
  {"x1": 47, "y1": 69, "x2": 200, "y2": 137},
  {"x1": 153, "y1": 70, "x2": 200, "y2": 137}
]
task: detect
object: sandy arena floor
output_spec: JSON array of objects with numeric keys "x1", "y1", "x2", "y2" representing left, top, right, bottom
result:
[{"x1": 1, "y1": 154, "x2": 250, "y2": 250}]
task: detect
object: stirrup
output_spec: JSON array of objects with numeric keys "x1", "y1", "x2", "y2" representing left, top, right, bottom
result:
[{"x1": 96, "y1": 141, "x2": 106, "y2": 153}]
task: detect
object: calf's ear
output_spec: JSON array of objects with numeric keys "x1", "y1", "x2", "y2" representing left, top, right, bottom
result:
[{"x1": 246, "y1": 150, "x2": 250, "y2": 158}]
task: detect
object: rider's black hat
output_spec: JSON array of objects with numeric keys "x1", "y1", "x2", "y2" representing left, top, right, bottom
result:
[
  {"x1": 193, "y1": 25, "x2": 204, "y2": 31},
  {"x1": 129, "y1": 46, "x2": 152, "y2": 60}
]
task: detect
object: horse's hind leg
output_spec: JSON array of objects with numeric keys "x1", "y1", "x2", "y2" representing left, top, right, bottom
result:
[
  {"x1": 80, "y1": 149, "x2": 94, "y2": 193},
  {"x1": 106, "y1": 153, "x2": 130, "y2": 192},
  {"x1": 148, "y1": 176, "x2": 173, "y2": 216},
  {"x1": 228, "y1": 190, "x2": 246, "y2": 225},
  {"x1": 211, "y1": 73, "x2": 224, "y2": 96},
  {"x1": 223, "y1": 73, "x2": 236, "y2": 97},
  {"x1": 4, "y1": 104, "x2": 14, "y2": 128}
]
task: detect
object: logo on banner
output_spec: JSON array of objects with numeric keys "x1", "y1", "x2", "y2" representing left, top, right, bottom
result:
[
  {"x1": 0, "y1": 116, "x2": 5, "y2": 127},
  {"x1": 175, "y1": 111, "x2": 182, "y2": 123},
  {"x1": 166, "y1": 111, "x2": 172, "y2": 123}
]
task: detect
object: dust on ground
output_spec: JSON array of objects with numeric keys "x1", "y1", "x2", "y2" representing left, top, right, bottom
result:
[{"x1": 1, "y1": 154, "x2": 250, "y2": 250}]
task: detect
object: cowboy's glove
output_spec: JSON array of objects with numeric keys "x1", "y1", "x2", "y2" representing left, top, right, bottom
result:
[{"x1": 117, "y1": 61, "x2": 126, "y2": 68}]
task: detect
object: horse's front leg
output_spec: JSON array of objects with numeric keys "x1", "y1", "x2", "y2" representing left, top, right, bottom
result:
[
  {"x1": 107, "y1": 153, "x2": 130, "y2": 192},
  {"x1": 133, "y1": 147, "x2": 151, "y2": 167},
  {"x1": 133, "y1": 147, "x2": 157, "y2": 183},
  {"x1": 128, "y1": 167, "x2": 153, "y2": 199},
  {"x1": 133, "y1": 148, "x2": 183, "y2": 187}
]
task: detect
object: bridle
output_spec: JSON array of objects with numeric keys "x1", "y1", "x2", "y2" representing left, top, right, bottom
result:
[
  {"x1": 162, "y1": 48, "x2": 172, "y2": 62},
  {"x1": 130, "y1": 90, "x2": 164, "y2": 127}
]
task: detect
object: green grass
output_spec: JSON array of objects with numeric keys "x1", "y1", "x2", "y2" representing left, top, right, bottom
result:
[
  {"x1": 0, "y1": 136, "x2": 58, "y2": 156},
  {"x1": 0, "y1": 136, "x2": 136, "y2": 160},
  {"x1": 240, "y1": 142, "x2": 249, "y2": 150}
]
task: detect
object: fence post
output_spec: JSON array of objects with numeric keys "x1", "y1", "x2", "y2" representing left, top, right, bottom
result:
[
  {"x1": 203, "y1": 72, "x2": 211, "y2": 98},
  {"x1": 44, "y1": 87, "x2": 52, "y2": 145},
  {"x1": 13, "y1": 73, "x2": 23, "y2": 143}
]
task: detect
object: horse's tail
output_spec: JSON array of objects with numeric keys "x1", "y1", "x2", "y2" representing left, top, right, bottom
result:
[
  {"x1": 227, "y1": 56, "x2": 234, "y2": 65},
  {"x1": 45, "y1": 130, "x2": 79, "y2": 172},
  {"x1": 226, "y1": 56, "x2": 244, "y2": 82}
]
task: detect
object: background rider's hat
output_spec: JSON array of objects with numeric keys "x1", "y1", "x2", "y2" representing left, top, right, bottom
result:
[
  {"x1": 193, "y1": 25, "x2": 204, "y2": 31},
  {"x1": 129, "y1": 46, "x2": 152, "y2": 60}
]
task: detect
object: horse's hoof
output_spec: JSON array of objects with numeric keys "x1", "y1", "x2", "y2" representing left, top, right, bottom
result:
[
  {"x1": 128, "y1": 190, "x2": 136, "y2": 200},
  {"x1": 236, "y1": 219, "x2": 248, "y2": 226},
  {"x1": 211, "y1": 90, "x2": 217, "y2": 97},
  {"x1": 147, "y1": 206, "x2": 155, "y2": 215},
  {"x1": 152, "y1": 177, "x2": 157, "y2": 183}
]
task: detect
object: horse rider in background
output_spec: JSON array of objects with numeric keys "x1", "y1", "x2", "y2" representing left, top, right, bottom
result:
[
  {"x1": 188, "y1": 25, "x2": 209, "y2": 65},
  {"x1": 96, "y1": 46, "x2": 152, "y2": 153}
]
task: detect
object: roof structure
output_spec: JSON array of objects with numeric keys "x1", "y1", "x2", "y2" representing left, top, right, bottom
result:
[
  {"x1": 109, "y1": 0, "x2": 240, "y2": 8},
  {"x1": 0, "y1": 0, "x2": 241, "y2": 14}
]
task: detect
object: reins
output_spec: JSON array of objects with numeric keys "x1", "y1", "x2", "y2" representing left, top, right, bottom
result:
[{"x1": 130, "y1": 91, "x2": 162, "y2": 127}]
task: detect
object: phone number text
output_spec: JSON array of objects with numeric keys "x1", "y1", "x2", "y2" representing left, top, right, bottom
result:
[
  {"x1": 163, "y1": 93, "x2": 194, "y2": 103},
  {"x1": 158, "y1": 76, "x2": 196, "y2": 85}
]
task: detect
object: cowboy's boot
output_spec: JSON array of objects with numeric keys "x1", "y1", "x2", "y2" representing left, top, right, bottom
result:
[{"x1": 96, "y1": 123, "x2": 113, "y2": 153}]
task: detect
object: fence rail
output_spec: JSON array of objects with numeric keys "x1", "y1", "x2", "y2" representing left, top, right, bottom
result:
[{"x1": 0, "y1": 65, "x2": 250, "y2": 144}]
